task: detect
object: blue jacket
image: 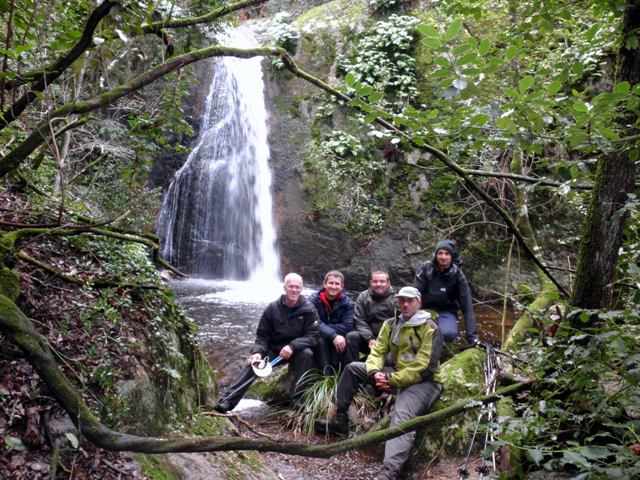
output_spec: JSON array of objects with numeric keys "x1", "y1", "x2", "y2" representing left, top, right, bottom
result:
[{"x1": 308, "y1": 289, "x2": 355, "y2": 340}]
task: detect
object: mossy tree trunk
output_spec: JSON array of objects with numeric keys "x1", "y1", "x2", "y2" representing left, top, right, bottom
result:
[{"x1": 570, "y1": 1, "x2": 639, "y2": 311}]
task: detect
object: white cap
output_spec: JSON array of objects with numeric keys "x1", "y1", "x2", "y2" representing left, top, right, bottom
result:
[{"x1": 395, "y1": 286, "x2": 421, "y2": 299}]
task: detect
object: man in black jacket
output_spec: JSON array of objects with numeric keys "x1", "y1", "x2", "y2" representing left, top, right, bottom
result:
[
  {"x1": 413, "y1": 240, "x2": 479, "y2": 345},
  {"x1": 214, "y1": 273, "x2": 319, "y2": 413},
  {"x1": 344, "y1": 270, "x2": 396, "y2": 364}
]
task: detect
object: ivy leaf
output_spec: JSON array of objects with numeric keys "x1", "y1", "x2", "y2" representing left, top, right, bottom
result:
[
  {"x1": 518, "y1": 76, "x2": 535, "y2": 94},
  {"x1": 585, "y1": 24, "x2": 600, "y2": 41},
  {"x1": 422, "y1": 37, "x2": 441, "y2": 48},
  {"x1": 563, "y1": 451, "x2": 590, "y2": 468},
  {"x1": 445, "y1": 19, "x2": 462, "y2": 41},
  {"x1": 548, "y1": 79, "x2": 562, "y2": 95},
  {"x1": 614, "y1": 81, "x2": 631, "y2": 95},
  {"x1": 505, "y1": 45, "x2": 518, "y2": 61},
  {"x1": 567, "y1": 131, "x2": 588, "y2": 147},
  {"x1": 572, "y1": 62, "x2": 584, "y2": 75},
  {"x1": 478, "y1": 38, "x2": 491, "y2": 56},
  {"x1": 573, "y1": 102, "x2": 589, "y2": 113},
  {"x1": 527, "y1": 449, "x2": 544, "y2": 464},
  {"x1": 364, "y1": 112, "x2": 378, "y2": 124},
  {"x1": 360, "y1": 86, "x2": 374, "y2": 96},
  {"x1": 368, "y1": 91, "x2": 384, "y2": 103},
  {"x1": 345, "y1": 72, "x2": 356, "y2": 87},
  {"x1": 417, "y1": 24, "x2": 439, "y2": 37},
  {"x1": 504, "y1": 87, "x2": 519, "y2": 98},
  {"x1": 470, "y1": 113, "x2": 489, "y2": 126},
  {"x1": 4, "y1": 436, "x2": 26, "y2": 451}
]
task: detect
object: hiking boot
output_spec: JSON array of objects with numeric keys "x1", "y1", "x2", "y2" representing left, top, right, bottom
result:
[
  {"x1": 214, "y1": 400, "x2": 231, "y2": 414},
  {"x1": 314, "y1": 411, "x2": 349, "y2": 436},
  {"x1": 372, "y1": 464, "x2": 399, "y2": 480}
]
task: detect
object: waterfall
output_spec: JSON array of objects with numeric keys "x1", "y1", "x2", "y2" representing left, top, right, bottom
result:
[{"x1": 157, "y1": 26, "x2": 280, "y2": 283}]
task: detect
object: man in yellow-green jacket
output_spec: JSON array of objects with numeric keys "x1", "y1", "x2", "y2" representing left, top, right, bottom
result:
[{"x1": 315, "y1": 286, "x2": 443, "y2": 480}]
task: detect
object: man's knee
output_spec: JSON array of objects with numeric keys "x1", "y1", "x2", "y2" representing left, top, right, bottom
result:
[{"x1": 346, "y1": 331, "x2": 361, "y2": 343}]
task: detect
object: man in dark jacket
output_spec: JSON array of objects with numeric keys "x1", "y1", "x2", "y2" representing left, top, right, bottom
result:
[
  {"x1": 309, "y1": 270, "x2": 355, "y2": 374},
  {"x1": 413, "y1": 240, "x2": 479, "y2": 344},
  {"x1": 214, "y1": 273, "x2": 319, "y2": 413},
  {"x1": 345, "y1": 270, "x2": 396, "y2": 364}
]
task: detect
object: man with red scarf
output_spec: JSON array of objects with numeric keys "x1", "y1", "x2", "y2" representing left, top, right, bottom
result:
[{"x1": 309, "y1": 270, "x2": 355, "y2": 375}]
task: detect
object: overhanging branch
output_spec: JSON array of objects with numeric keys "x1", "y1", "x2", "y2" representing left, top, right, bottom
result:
[
  {"x1": 0, "y1": 293, "x2": 531, "y2": 455},
  {"x1": 0, "y1": 0, "x2": 118, "y2": 130}
]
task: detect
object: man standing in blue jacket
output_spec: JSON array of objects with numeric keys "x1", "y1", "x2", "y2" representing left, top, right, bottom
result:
[
  {"x1": 309, "y1": 270, "x2": 355, "y2": 375},
  {"x1": 413, "y1": 240, "x2": 479, "y2": 345}
]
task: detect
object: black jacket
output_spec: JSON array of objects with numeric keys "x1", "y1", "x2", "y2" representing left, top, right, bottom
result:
[
  {"x1": 413, "y1": 260, "x2": 478, "y2": 343},
  {"x1": 353, "y1": 287, "x2": 396, "y2": 342},
  {"x1": 253, "y1": 295, "x2": 319, "y2": 355}
]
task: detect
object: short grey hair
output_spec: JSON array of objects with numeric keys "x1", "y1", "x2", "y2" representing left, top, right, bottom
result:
[{"x1": 283, "y1": 272, "x2": 303, "y2": 286}]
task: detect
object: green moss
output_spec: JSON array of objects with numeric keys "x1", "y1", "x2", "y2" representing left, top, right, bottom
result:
[
  {"x1": 184, "y1": 414, "x2": 225, "y2": 436},
  {"x1": 0, "y1": 266, "x2": 20, "y2": 301},
  {"x1": 246, "y1": 368, "x2": 289, "y2": 402},
  {"x1": 135, "y1": 453, "x2": 181, "y2": 480},
  {"x1": 295, "y1": 0, "x2": 367, "y2": 27}
]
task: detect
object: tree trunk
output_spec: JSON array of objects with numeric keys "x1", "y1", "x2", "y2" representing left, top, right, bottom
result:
[{"x1": 570, "y1": 1, "x2": 639, "y2": 309}]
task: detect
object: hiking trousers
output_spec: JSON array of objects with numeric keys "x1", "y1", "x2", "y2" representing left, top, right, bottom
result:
[
  {"x1": 219, "y1": 347, "x2": 314, "y2": 410},
  {"x1": 335, "y1": 361, "x2": 442, "y2": 471}
]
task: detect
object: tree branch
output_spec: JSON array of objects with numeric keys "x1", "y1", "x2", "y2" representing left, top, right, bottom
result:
[
  {"x1": 141, "y1": 0, "x2": 269, "y2": 33},
  {"x1": 0, "y1": 293, "x2": 531, "y2": 455},
  {"x1": 0, "y1": 0, "x2": 118, "y2": 130}
]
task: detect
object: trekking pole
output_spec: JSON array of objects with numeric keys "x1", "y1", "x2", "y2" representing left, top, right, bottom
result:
[
  {"x1": 221, "y1": 355, "x2": 283, "y2": 404},
  {"x1": 458, "y1": 343, "x2": 500, "y2": 479}
]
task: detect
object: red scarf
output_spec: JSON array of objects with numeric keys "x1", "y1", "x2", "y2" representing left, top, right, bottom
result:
[{"x1": 319, "y1": 290, "x2": 342, "y2": 314}]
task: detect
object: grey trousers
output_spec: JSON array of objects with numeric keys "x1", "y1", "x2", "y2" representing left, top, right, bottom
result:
[{"x1": 336, "y1": 361, "x2": 442, "y2": 471}]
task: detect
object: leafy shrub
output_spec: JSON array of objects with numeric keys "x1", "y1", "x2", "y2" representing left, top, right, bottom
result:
[
  {"x1": 303, "y1": 130, "x2": 387, "y2": 234},
  {"x1": 490, "y1": 312, "x2": 640, "y2": 478},
  {"x1": 267, "y1": 12, "x2": 300, "y2": 68},
  {"x1": 339, "y1": 15, "x2": 419, "y2": 108}
]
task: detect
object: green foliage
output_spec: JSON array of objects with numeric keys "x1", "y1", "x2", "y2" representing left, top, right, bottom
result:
[
  {"x1": 492, "y1": 312, "x2": 640, "y2": 478},
  {"x1": 303, "y1": 130, "x2": 387, "y2": 234},
  {"x1": 267, "y1": 12, "x2": 300, "y2": 68},
  {"x1": 340, "y1": 14, "x2": 419, "y2": 109}
]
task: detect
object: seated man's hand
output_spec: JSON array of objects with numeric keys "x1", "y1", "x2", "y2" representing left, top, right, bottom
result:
[
  {"x1": 280, "y1": 345, "x2": 294, "y2": 360},
  {"x1": 368, "y1": 339, "x2": 376, "y2": 349},
  {"x1": 247, "y1": 353, "x2": 262, "y2": 365},
  {"x1": 374, "y1": 372, "x2": 391, "y2": 392},
  {"x1": 333, "y1": 335, "x2": 346, "y2": 353}
]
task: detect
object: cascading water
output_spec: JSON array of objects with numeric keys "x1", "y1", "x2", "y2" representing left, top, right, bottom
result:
[{"x1": 157, "y1": 26, "x2": 280, "y2": 284}]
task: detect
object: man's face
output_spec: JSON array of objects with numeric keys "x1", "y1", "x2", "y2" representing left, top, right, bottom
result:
[
  {"x1": 323, "y1": 275, "x2": 343, "y2": 300},
  {"x1": 436, "y1": 249, "x2": 453, "y2": 270},
  {"x1": 284, "y1": 279, "x2": 303, "y2": 305},
  {"x1": 370, "y1": 273, "x2": 390, "y2": 295},
  {"x1": 396, "y1": 296, "x2": 421, "y2": 319}
]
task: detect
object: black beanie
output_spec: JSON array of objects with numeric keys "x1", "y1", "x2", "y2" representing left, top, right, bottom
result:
[{"x1": 435, "y1": 240, "x2": 456, "y2": 256}]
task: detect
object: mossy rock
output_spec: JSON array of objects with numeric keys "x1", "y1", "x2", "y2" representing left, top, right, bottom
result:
[
  {"x1": 413, "y1": 348, "x2": 486, "y2": 458},
  {"x1": 295, "y1": 0, "x2": 368, "y2": 29}
]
